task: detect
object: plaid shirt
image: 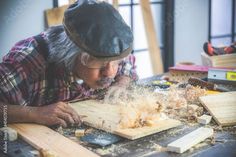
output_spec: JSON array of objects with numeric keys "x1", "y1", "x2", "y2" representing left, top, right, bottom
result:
[{"x1": 0, "y1": 35, "x2": 138, "y2": 106}]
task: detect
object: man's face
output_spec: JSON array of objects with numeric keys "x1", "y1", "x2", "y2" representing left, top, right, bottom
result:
[{"x1": 73, "y1": 54, "x2": 120, "y2": 89}]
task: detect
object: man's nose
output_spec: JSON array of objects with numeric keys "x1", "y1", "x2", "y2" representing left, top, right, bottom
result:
[{"x1": 101, "y1": 62, "x2": 115, "y2": 77}]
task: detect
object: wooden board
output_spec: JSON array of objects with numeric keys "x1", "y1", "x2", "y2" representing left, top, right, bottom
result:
[
  {"x1": 8, "y1": 123, "x2": 99, "y2": 157},
  {"x1": 201, "y1": 52, "x2": 236, "y2": 68},
  {"x1": 167, "y1": 127, "x2": 214, "y2": 153},
  {"x1": 140, "y1": 0, "x2": 163, "y2": 74},
  {"x1": 199, "y1": 91, "x2": 236, "y2": 126},
  {"x1": 70, "y1": 100, "x2": 181, "y2": 140},
  {"x1": 45, "y1": 5, "x2": 69, "y2": 27}
]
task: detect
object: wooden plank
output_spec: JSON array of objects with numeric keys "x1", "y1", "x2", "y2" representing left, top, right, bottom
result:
[
  {"x1": 8, "y1": 123, "x2": 99, "y2": 157},
  {"x1": 70, "y1": 100, "x2": 181, "y2": 140},
  {"x1": 140, "y1": 0, "x2": 163, "y2": 74},
  {"x1": 199, "y1": 92, "x2": 236, "y2": 126},
  {"x1": 45, "y1": 5, "x2": 69, "y2": 27},
  {"x1": 167, "y1": 127, "x2": 214, "y2": 153},
  {"x1": 201, "y1": 52, "x2": 236, "y2": 68}
]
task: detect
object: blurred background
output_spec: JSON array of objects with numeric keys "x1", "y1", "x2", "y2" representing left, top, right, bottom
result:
[{"x1": 0, "y1": 0, "x2": 235, "y2": 78}]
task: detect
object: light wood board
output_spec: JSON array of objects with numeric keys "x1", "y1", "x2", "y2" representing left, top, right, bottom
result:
[
  {"x1": 8, "y1": 123, "x2": 99, "y2": 157},
  {"x1": 45, "y1": 5, "x2": 69, "y2": 27},
  {"x1": 167, "y1": 127, "x2": 214, "y2": 153},
  {"x1": 70, "y1": 100, "x2": 181, "y2": 140},
  {"x1": 140, "y1": 0, "x2": 164, "y2": 74},
  {"x1": 199, "y1": 91, "x2": 236, "y2": 126}
]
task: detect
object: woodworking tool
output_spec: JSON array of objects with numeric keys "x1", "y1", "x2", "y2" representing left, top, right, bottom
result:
[
  {"x1": 208, "y1": 68, "x2": 236, "y2": 85},
  {"x1": 151, "y1": 80, "x2": 172, "y2": 89},
  {"x1": 188, "y1": 77, "x2": 229, "y2": 92}
]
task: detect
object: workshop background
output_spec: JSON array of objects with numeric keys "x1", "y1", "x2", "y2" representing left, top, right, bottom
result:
[{"x1": 0, "y1": 0, "x2": 235, "y2": 79}]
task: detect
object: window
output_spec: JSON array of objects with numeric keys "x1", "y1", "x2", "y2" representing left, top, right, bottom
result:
[{"x1": 114, "y1": 0, "x2": 165, "y2": 78}]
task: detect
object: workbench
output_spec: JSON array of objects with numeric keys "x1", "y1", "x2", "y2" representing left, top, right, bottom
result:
[{"x1": 1, "y1": 75, "x2": 236, "y2": 157}]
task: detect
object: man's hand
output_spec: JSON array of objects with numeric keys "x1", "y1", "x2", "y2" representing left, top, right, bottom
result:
[{"x1": 33, "y1": 102, "x2": 81, "y2": 128}]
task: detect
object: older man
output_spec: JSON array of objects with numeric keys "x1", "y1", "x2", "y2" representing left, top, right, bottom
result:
[{"x1": 0, "y1": 0, "x2": 137, "y2": 127}]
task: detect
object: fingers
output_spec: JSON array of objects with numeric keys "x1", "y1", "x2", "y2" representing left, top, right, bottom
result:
[
  {"x1": 55, "y1": 117, "x2": 67, "y2": 128},
  {"x1": 56, "y1": 102, "x2": 82, "y2": 126},
  {"x1": 57, "y1": 111, "x2": 75, "y2": 125},
  {"x1": 60, "y1": 103, "x2": 82, "y2": 125}
]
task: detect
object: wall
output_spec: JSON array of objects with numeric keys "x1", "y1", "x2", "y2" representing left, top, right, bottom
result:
[
  {"x1": 174, "y1": 0, "x2": 209, "y2": 65},
  {"x1": 0, "y1": 0, "x2": 53, "y2": 58}
]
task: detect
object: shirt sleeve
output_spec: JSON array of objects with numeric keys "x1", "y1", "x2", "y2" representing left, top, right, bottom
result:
[
  {"x1": 115, "y1": 54, "x2": 139, "y2": 81},
  {"x1": 0, "y1": 38, "x2": 46, "y2": 106}
]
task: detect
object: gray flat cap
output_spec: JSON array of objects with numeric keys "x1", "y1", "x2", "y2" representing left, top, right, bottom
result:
[{"x1": 63, "y1": 0, "x2": 133, "y2": 61}]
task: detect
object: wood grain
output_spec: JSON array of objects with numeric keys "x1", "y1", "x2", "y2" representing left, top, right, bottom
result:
[
  {"x1": 140, "y1": 0, "x2": 164, "y2": 74},
  {"x1": 70, "y1": 100, "x2": 181, "y2": 140},
  {"x1": 199, "y1": 91, "x2": 236, "y2": 126},
  {"x1": 201, "y1": 52, "x2": 236, "y2": 68},
  {"x1": 9, "y1": 123, "x2": 99, "y2": 157},
  {"x1": 167, "y1": 127, "x2": 214, "y2": 153}
]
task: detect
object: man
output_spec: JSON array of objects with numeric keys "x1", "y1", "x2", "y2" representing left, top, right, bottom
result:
[{"x1": 0, "y1": 0, "x2": 137, "y2": 127}]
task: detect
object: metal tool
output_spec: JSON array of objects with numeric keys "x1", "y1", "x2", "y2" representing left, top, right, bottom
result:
[
  {"x1": 188, "y1": 77, "x2": 229, "y2": 92},
  {"x1": 208, "y1": 68, "x2": 236, "y2": 85}
]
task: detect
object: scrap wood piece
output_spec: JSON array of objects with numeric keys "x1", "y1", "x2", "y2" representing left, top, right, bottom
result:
[
  {"x1": 199, "y1": 91, "x2": 236, "y2": 126},
  {"x1": 167, "y1": 127, "x2": 214, "y2": 153},
  {"x1": 75, "y1": 129, "x2": 85, "y2": 137},
  {"x1": 8, "y1": 123, "x2": 99, "y2": 157},
  {"x1": 197, "y1": 114, "x2": 212, "y2": 125},
  {"x1": 0, "y1": 127, "x2": 17, "y2": 141}
]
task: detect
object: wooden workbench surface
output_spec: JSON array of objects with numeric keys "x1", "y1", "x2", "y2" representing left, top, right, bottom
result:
[
  {"x1": 2, "y1": 75, "x2": 236, "y2": 157},
  {"x1": 2, "y1": 123, "x2": 236, "y2": 157}
]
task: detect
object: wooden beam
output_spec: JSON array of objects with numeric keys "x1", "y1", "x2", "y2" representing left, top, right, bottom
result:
[
  {"x1": 167, "y1": 127, "x2": 214, "y2": 153},
  {"x1": 140, "y1": 0, "x2": 164, "y2": 74},
  {"x1": 9, "y1": 123, "x2": 99, "y2": 157},
  {"x1": 112, "y1": 0, "x2": 119, "y2": 10},
  {"x1": 45, "y1": 5, "x2": 69, "y2": 27}
]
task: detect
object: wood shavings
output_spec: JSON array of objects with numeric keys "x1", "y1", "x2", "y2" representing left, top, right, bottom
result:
[
  {"x1": 40, "y1": 149, "x2": 58, "y2": 157},
  {"x1": 185, "y1": 85, "x2": 206, "y2": 103},
  {"x1": 187, "y1": 104, "x2": 204, "y2": 121},
  {"x1": 101, "y1": 84, "x2": 208, "y2": 129},
  {"x1": 153, "y1": 143, "x2": 167, "y2": 152},
  {"x1": 0, "y1": 127, "x2": 17, "y2": 141},
  {"x1": 103, "y1": 86, "x2": 165, "y2": 129},
  {"x1": 75, "y1": 129, "x2": 85, "y2": 137},
  {"x1": 118, "y1": 94, "x2": 164, "y2": 129}
]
